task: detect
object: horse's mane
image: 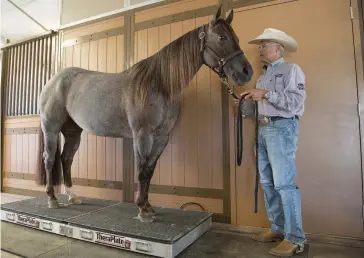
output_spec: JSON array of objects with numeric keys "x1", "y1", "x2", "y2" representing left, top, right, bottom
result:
[{"x1": 128, "y1": 25, "x2": 205, "y2": 105}]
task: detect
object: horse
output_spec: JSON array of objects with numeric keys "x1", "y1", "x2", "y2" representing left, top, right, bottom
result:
[{"x1": 35, "y1": 5, "x2": 253, "y2": 223}]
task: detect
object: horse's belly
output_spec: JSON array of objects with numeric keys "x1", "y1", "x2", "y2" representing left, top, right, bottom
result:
[
  {"x1": 70, "y1": 106, "x2": 132, "y2": 138},
  {"x1": 66, "y1": 78, "x2": 132, "y2": 138}
]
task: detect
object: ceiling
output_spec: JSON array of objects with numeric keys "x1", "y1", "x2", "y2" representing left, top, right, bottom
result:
[
  {"x1": 0, "y1": 0, "x2": 163, "y2": 47},
  {"x1": 1, "y1": 0, "x2": 60, "y2": 45}
]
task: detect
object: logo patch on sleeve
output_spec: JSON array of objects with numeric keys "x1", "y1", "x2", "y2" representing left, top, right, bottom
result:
[{"x1": 298, "y1": 83, "x2": 305, "y2": 90}]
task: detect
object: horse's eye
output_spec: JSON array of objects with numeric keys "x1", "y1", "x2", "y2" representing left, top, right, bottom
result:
[{"x1": 219, "y1": 36, "x2": 227, "y2": 41}]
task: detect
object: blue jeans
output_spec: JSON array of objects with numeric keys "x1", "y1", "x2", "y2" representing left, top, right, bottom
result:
[{"x1": 257, "y1": 117, "x2": 305, "y2": 244}]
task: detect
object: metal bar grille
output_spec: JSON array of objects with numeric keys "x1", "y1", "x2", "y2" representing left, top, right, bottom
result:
[{"x1": 3, "y1": 32, "x2": 58, "y2": 116}]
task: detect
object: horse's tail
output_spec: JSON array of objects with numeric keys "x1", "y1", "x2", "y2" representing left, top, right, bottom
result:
[{"x1": 35, "y1": 125, "x2": 63, "y2": 186}]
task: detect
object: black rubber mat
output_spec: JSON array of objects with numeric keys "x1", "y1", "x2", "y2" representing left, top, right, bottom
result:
[
  {"x1": 68, "y1": 202, "x2": 212, "y2": 244},
  {"x1": 1, "y1": 194, "x2": 119, "y2": 223}
]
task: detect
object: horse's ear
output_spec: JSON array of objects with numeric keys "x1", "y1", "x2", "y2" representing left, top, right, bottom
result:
[
  {"x1": 226, "y1": 10, "x2": 234, "y2": 24},
  {"x1": 215, "y1": 4, "x2": 222, "y2": 20}
]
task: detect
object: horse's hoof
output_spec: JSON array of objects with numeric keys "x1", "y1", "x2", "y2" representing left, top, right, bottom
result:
[
  {"x1": 147, "y1": 212, "x2": 157, "y2": 217},
  {"x1": 69, "y1": 197, "x2": 82, "y2": 204},
  {"x1": 48, "y1": 199, "x2": 60, "y2": 208},
  {"x1": 147, "y1": 210, "x2": 157, "y2": 216},
  {"x1": 137, "y1": 214, "x2": 155, "y2": 223}
]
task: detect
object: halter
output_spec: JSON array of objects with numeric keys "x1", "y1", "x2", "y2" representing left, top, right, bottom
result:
[
  {"x1": 198, "y1": 25, "x2": 260, "y2": 214},
  {"x1": 198, "y1": 25, "x2": 243, "y2": 100}
]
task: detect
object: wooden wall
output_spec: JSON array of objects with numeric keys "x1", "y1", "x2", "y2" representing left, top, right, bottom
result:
[
  {"x1": 229, "y1": 0, "x2": 364, "y2": 239},
  {"x1": 2, "y1": 116, "x2": 44, "y2": 196}
]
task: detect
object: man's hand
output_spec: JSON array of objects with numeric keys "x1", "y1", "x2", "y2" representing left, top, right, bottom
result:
[{"x1": 240, "y1": 89, "x2": 268, "y2": 101}]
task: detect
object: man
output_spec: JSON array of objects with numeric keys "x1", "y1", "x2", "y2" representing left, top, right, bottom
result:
[{"x1": 239, "y1": 28, "x2": 307, "y2": 256}]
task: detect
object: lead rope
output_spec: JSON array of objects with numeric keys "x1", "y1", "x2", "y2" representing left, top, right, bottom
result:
[{"x1": 221, "y1": 77, "x2": 259, "y2": 213}]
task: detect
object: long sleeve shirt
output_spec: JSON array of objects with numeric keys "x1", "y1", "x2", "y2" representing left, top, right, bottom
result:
[{"x1": 256, "y1": 57, "x2": 306, "y2": 118}]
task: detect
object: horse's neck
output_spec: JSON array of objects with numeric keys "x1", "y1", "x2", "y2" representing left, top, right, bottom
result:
[{"x1": 160, "y1": 25, "x2": 205, "y2": 94}]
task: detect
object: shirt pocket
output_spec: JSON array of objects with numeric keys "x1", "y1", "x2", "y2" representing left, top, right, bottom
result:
[{"x1": 274, "y1": 74, "x2": 284, "y2": 92}]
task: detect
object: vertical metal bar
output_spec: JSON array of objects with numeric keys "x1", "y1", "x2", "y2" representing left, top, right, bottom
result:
[
  {"x1": 43, "y1": 37, "x2": 48, "y2": 84},
  {"x1": 48, "y1": 36, "x2": 53, "y2": 79},
  {"x1": 50, "y1": 35, "x2": 56, "y2": 77},
  {"x1": 39, "y1": 38, "x2": 46, "y2": 101},
  {"x1": 10, "y1": 46, "x2": 16, "y2": 116},
  {"x1": 19, "y1": 44, "x2": 26, "y2": 115},
  {"x1": 55, "y1": 34, "x2": 59, "y2": 74},
  {"x1": 43, "y1": 37, "x2": 48, "y2": 88},
  {"x1": 22, "y1": 43, "x2": 29, "y2": 115},
  {"x1": 4, "y1": 48, "x2": 11, "y2": 116},
  {"x1": 9, "y1": 47, "x2": 15, "y2": 116},
  {"x1": 14, "y1": 45, "x2": 21, "y2": 116},
  {"x1": 59, "y1": 31, "x2": 65, "y2": 71},
  {"x1": 34, "y1": 39, "x2": 41, "y2": 115},
  {"x1": 25, "y1": 42, "x2": 31, "y2": 115},
  {"x1": 30, "y1": 41, "x2": 36, "y2": 115},
  {"x1": 0, "y1": 50, "x2": 9, "y2": 191}
]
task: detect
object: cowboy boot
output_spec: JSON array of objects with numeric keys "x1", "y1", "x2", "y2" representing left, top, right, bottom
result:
[
  {"x1": 252, "y1": 230, "x2": 284, "y2": 243},
  {"x1": 269, "y1": 240, "x2": 305, "y2": 257}
]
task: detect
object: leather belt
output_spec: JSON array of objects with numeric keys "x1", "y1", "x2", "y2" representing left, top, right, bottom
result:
[
  {"x1": 258, "y1": 115, "x2": 299, "y2": 126},
  {"x1": 270, "y1": 115, "x2": 299, "y2": 121}
]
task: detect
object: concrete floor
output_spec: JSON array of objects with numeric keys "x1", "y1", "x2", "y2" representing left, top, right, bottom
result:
[{"x1": 1, "y1": 193, "x2": 364, "y2": 258}]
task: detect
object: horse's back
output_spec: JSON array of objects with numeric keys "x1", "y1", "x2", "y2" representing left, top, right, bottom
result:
[{"x1": 40, "y1": 67, "x2": 134, "y2": 137}]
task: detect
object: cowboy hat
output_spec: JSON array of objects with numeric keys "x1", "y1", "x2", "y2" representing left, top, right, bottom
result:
[{"x1": 248, "y1": 28, "x2": 298, "y2": 52}]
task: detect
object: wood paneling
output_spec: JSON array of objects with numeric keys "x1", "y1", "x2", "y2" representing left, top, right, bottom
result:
[
  {"x1": 132, "y1": 2, "x2": 224, "y2": 213},
  {"x1": 2, "y1": 117, "x2": 42, "y2": 194},
  {"x1": 230, "y1": 0, "x2": 364, "y2": 239}
]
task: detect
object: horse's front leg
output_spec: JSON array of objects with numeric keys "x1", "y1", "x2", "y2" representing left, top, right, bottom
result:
[
  {"x1": 134, "y1": 130, "x2": 169, "y2": 222},
  {"x1": 144, "y1": 135, "x2": 169, "y2": 216},
  {"x1": 133, "y1": 129, "x2": 155, "y2": 222}
]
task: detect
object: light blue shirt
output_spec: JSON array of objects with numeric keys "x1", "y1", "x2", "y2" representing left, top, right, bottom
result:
[{"x1": 256, "y1": 57, "x2": 306, "y2": 117}]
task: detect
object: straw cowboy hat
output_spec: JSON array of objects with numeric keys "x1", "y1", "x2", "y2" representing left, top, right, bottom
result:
[{"x1": 248, "y1": 28, "x2": 298, "y2": 52}]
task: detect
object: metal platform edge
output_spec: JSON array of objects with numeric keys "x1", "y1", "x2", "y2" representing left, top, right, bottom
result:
[{"x1": 1, "y1": 208, "x2": 212, "y2": 258}]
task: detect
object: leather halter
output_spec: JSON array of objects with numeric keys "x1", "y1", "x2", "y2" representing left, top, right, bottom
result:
[{"x1": 198, "y1": 25, "x2": 244, "y2": 80}]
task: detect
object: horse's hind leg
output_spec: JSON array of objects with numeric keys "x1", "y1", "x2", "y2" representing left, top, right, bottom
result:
[
  {"x1": 43, "y1": 130, "x2": 62, "y2": 208},
  {"x1": 61, "y1": 118, "x2": 83, "y2": 204}
]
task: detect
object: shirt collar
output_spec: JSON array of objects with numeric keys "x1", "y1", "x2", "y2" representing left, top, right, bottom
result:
[{"x1": 271, "y1": 57, "x2": 284, "y2": 68}]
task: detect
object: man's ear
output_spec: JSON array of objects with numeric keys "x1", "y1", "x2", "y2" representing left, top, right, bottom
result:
[{"x1": 226, "y1": 10, "x2": 234, "y2": 24}]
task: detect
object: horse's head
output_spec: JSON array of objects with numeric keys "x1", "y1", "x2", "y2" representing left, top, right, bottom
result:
[{"x1": 199, "y1": 6, "x2": 253, "y2": 86}]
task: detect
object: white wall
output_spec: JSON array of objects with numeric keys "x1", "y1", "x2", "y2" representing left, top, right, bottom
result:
[{"x1": 61, "y1": 0, "x2": 124, "y2": 26}]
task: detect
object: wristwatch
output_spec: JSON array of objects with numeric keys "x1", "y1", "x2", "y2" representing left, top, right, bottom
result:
[{"x1": 264, "y1": 91, "x2": 271, "y2": 99}]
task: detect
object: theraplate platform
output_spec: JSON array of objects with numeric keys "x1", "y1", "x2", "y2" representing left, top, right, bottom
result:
[{"x1": 1, "y1": 194, "x2": 213, "y2": 258}]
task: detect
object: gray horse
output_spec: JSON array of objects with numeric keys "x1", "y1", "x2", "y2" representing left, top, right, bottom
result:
[{"x1": 35, "y1": 6, "x2": 253, "y2": 222}]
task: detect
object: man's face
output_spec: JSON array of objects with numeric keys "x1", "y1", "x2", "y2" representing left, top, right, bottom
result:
[{"x1": 259, "y1": 41, "x2": 281, "y2": 63}]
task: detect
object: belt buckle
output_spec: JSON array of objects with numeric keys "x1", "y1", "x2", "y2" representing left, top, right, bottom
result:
[{"x1": 258, "y1": 115, "x2": 270, "y2": 126}]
